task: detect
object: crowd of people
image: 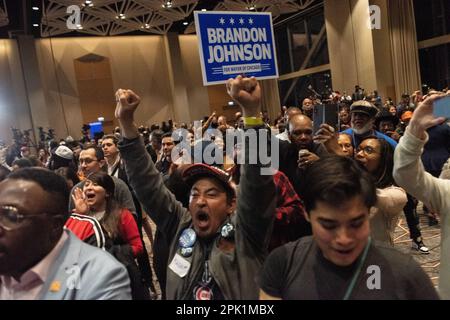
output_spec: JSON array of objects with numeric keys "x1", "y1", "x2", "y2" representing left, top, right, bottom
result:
[{"x1": 0, "y1": 75, "x2": 449, "y2": 300}]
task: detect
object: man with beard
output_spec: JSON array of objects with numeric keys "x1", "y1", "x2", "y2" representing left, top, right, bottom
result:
[
  {"x1": 341, "y1": 101, "x2": 397, "y2": 148},
  {"x1": 115, "y1": 75, "x2": 276, "y2": 300}
]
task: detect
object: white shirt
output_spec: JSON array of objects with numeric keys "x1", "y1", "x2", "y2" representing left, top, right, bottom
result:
[{"x1": 276, "y1": 131, "x2": 291, "y2": 142}]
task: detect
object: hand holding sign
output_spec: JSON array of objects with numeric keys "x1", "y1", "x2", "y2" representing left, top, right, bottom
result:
[{"x1": 226, "y1": 75, "x2": 261, "y2": 117}]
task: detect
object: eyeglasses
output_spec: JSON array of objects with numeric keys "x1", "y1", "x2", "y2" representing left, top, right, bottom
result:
[
  {"x1": 79, "y1": 158, "x2": 98, "y2": 165},
  {"x1": 356, "y1": 145, "x2": 378, "y2": 155},
  {"x1": 0, "y1": 205, "x2": 48, "y2": 231}
]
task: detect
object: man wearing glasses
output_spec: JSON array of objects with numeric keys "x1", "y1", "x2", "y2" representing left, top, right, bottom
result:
[
  {"x1": 0, "y1": 168, "x2": 131, "y2": 299},
  {"x1": 68, "y1": 146, "x2": 136, "y2": 216}
]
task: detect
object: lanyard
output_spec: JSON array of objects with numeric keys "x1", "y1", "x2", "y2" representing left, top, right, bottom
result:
[{"x1": 343, "y1": 237, "x2": 372, "y2": 300}]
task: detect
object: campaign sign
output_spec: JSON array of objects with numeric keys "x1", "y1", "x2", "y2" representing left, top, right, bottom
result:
[{"x1": 194, "y1": 11, "x2": 279, "y2": 86}]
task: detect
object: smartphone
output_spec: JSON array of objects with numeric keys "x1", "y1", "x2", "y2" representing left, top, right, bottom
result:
[
  {"x1": 433, "y1": 96, "x2": 450, "y2": 119},
  {"x1": 313, "y1": 104, "x2": 340, "y2": 134}
]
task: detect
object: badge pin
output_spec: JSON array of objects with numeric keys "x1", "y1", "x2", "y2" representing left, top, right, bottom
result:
[
  {"x1": 179, "y1": 228, "x2": 197, "y2": 248},
  {"x1": 221, "y1": 223, "x2": 234, "y2": 239},
  {"x1": 180, "y1": 247, "x2": 193, "y2": 257},
  {"x1": 49, "y1": 281, "x2": 61, "y2": 292},
  {"x1": 194, "y1": 285, "x2": 213, "y2": 301}
]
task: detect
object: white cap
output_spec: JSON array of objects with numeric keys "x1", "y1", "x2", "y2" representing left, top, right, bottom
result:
[{"x1": 54, "y1": 146, "x2": 73, "y2": 160}]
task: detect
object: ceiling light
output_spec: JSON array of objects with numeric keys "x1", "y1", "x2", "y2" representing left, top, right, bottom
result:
[
  {"x1": 82, "y1": 0, "x2": 94, "y2": 7},
  {"x1": 116, "y1": 14, "x2": 126, "y2": 20},
  {"x1": 162, "y1": 1, "x2": 173, "y2": 8},
  {"x1": 76, "y1": 24, "x2": 83, "y2": 30},
  {"x1": 183, "y1": 21, "x2": 188, "y2": 26},
  {"x1": 247, "y1": 6, "x2": 256, "y2": 11},
  {"x1": 201, "y1": 9, "x2": 207, "y2": 12},
  {"x1": 33, "y1": 23, "x2": 39, "y2": 27},
  {"x1": 32, "y1": 7, "x2": 39, "y2": 11}
]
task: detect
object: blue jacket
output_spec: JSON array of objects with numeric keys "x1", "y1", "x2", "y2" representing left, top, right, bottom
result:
[
  {"x1": 341, "y1": 128, "x2": 398, "y2": 148},
  {"x1": 38, "y1": 230, "x2": 131, "y2": 300}
]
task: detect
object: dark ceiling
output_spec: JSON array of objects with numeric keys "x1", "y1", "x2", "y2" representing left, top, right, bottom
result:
[
  {"x1": 1, "y1": 0, "x2": 218, "y2": 38},
  {"x1": 0, "y1": 0, "x2": 307, "y2": 39}
]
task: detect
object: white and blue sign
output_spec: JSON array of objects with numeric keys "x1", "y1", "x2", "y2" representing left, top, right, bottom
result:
[{"x1": 194, "y1": 11, "x2": 279, "y2": 86}]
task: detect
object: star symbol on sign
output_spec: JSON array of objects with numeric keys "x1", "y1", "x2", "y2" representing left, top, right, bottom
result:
[
  {"x1": 219, "y1": 17, "x2": 225, "y2": 25},
  {"x1": 248, "y1": 18, "x2": 254, "y2": 25},
  {"x1": 229, "y1": 18, "x2": 235, "y2": 25},
  {"x1": 239, "y1": 18, "x2": 245, "y2": 25}
]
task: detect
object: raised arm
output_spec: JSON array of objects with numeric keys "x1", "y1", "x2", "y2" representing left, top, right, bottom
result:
[
  {"x1": 226, "y1": 76, "x2": 276, "y2": 257},
  {"x1": 393, "y1": 92, "x2": 450, "y2": 213},
  {"x1": 114, "y1": 89, "x2": 187, "y2": 237}
]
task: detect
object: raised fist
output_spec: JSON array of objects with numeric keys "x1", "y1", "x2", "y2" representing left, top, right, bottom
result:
[{"x1": 114, "y1": 89, "x2": 141, "y2": 122}]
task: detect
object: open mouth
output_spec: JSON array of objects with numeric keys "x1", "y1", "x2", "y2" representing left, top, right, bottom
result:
[
  {"x1": 85, "y1": 192, "x2": 96, "y2": 200},
  {"x1": 195, "y1": 211, "x2": 210, "y2": 229},
  {"x1": 334, "y1": 248, "x2": 354, "y2": 256}
]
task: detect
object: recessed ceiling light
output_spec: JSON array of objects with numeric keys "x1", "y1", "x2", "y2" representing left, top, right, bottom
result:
[
  {"x1": 32, "y1": 7, "x2": 39, "y2": 11},
  {"x1": 162, "y1": 1, "x2": 173, "y2": 8},
  {"x1": 33, "y1": 23, "x2": 39, "y2": 27}
]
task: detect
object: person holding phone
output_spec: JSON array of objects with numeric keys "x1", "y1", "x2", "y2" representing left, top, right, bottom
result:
[
  {"x1": 417, "y1": 95, "x2": 450, "y2": 226},
  {"x1": 393, "y1": 91, "x2": 450, "y2": 299}
]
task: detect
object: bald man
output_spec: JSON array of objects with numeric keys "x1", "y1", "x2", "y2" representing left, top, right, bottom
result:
[
  {"x1": 279, "y1": 114, "x2": 327, "y2": 236},
  {"x1": 276, "y1": 107, "x2": 302, "y2": 142},
  {"x1": 278, "y1": 114, "x2": 328, "y2": 233}
]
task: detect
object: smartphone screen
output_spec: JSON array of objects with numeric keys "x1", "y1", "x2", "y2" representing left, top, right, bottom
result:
[
  {"x1": 313, "y1": 104, "x2": 339, "y2": 133},
  {"x1": 433, "y1": 96, "x2": 450, "y2": 119}
]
